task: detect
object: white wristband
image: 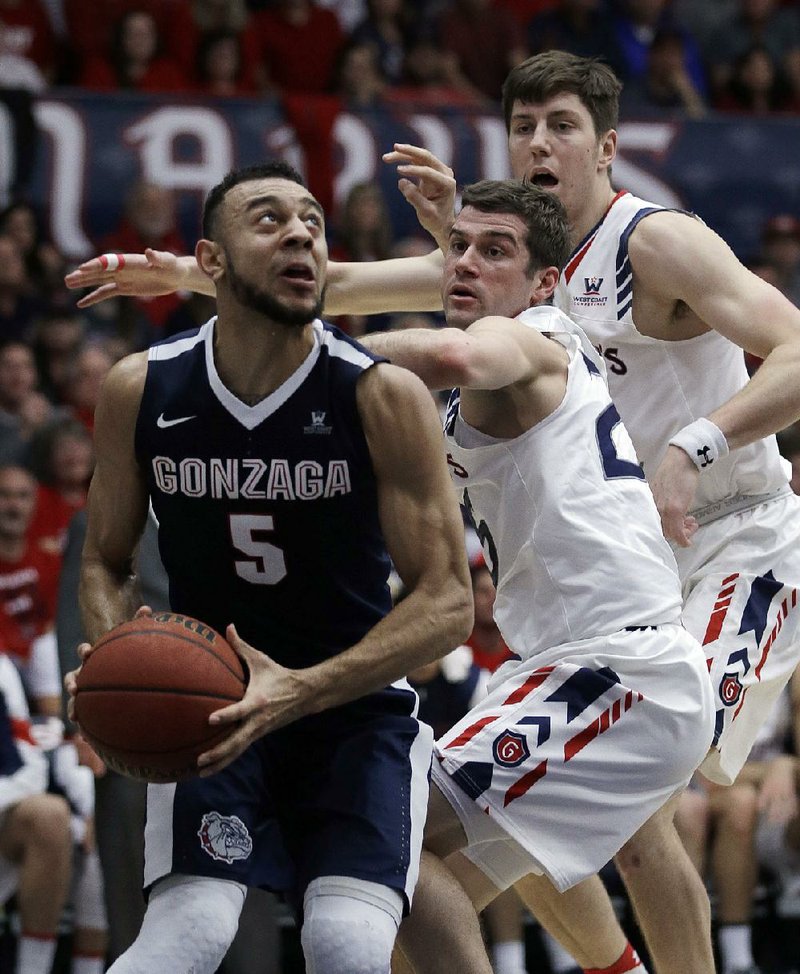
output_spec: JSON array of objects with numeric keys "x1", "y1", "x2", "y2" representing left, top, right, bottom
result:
[{"x1": 668, "y1": 418, "x2": 729, "y2": 471}]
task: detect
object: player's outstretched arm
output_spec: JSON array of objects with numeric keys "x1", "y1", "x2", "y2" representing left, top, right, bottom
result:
[
  {"x1": 196, "y1": 365, "x2": 473, "y2": 774},
  {"x1": 631, "y1": 213, "x2": 800, "y2": 544},
  {"x1": 64, "y1": 248, "x2": 212, "y2": 308}
]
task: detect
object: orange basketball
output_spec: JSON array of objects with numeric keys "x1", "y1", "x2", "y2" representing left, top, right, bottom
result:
[{"x1": 74, "y1": 612, "x2": 246, "y2": 782}]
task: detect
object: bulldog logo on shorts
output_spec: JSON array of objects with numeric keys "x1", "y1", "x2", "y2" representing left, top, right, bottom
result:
[
  {"x1": 492, "y1": 730, "x2": 530, "y2": 768},
  {"x1": 719, "y1": 671, "x2": 743, "y2": 706},
  {"x1": 198, "y1": 811, "x2": 253, "y2": 863}
]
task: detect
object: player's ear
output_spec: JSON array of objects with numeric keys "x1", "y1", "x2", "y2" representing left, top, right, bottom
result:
[
  {"x1": 598, "y1": 128, "x2": 617, "y2": 175},
  {"x1": 531, "y1": 265, "x2": 560, "y2": 304},
  {"x1": 196, "y1": 238, "x2": 226, "y2": 281}
]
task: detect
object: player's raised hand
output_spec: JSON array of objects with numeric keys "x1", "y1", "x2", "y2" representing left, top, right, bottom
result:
[
  {"x1": 649, "y1": 445, "x2": 700, "y2": 547},
  {"x1": 64, "y1": 248, "x2": 190, "y2": 308},
  {"x1": 197, "y1": 624, "x2": 310, "y2": 776},
  {"x1": 383, "y1": 143, "x2": 456, "y2": 250}
]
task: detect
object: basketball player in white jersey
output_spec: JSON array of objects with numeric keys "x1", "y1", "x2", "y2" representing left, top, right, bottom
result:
[
  {"x1": 64, "y1": 53, "x2": 800, "y2": 971},
  {"x1": 358, "y1": 178, "x2": 714, "y2": 974}
]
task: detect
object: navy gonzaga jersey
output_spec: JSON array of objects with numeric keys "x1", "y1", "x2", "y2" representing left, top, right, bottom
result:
[{"x1": 135, "y1": 317, "x2": 392, "y2": 668}]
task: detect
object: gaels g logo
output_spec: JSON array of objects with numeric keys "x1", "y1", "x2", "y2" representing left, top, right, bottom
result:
[
  {"x1": 719, "y1": 671, "x2": 743, "y2": 706},
  {"x1": 493, "y1": 730, "x2": 530, "y2": 768}
]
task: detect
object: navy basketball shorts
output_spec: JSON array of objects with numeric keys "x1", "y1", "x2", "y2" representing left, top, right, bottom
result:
[{"x1": 141, "y1": 686, "x2": 433, "y2": 912}]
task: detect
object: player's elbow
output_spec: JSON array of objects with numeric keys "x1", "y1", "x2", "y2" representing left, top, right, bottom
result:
[
  {"x1": 437, "y1": 573, "x2": 475, "y2": 649},
  {"x1": 434, "y1": 330, "x2": 482, "y2": 388}
]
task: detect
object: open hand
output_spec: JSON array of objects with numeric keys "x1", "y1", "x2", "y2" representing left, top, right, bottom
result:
[
  {"x1": 382, "y1": 143, "x2": 457, "y2": 251},
  {"x1": 64, "y1": 248, "x2": 185, "y2": 307}
]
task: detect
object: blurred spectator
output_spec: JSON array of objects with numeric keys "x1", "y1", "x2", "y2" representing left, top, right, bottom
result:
[
  {"x1": 619, "y1": 28, "x2": 708, "y2": 118},
  {"x1": 0, "y1": 340, "x2": 53, "y2": 466},
  {"x1": 496, "y1": 0, "x2": 559, "y2": 30},
  {"x1": 60, "y1": 341, "x2": 116, "y2": 437},
  {"x1": 0, "y1": 0, "x2": 58, "y2": 83},
  {"x1": 30, "y1": 306, "x2": 87, "y2": 407},
  {"x1": 244, "y1": 0, "x2": 345, "y2": 94},
  {"x1": 759, "y1": 213, "x2": 800, "y2": 306},
  {"x1": 390, "y1": 31, "x2": 486, "y2": 106},
  {"x1": 0, "y1": 20, "x2": 47, "y2": 92},
  {"x1": 191, "y1": 0, "x2": 259, "y2": 90},
  {"x1": 0, "y1": 652, "x2": 72, "y2": 974},
  {"x1": 191, "y1": 0, "x2": 250, "y2": 33},
  {"x1": 0, "y1": 201, "x2": 65, "y2": 298},
  {"x1": 672, "y1": 0, "x2": 739, "y2": 53},
  {"x1": 528, "y1": 0, "x2": 623, "y2": 67},
  {"x1": 96, "y1": 180, "x2": 188, "y2": 334},
  {"x1": 0, "y1": 235, "x2": 44, "y2": 342},
  {"x1": 0, "y1": 463, "x2": 62, "y2": 718},
  {"x1": 330, "y1": 181, "x2": 395, "y2": 337},
  {"x1": 27, "y1": 416, "x2": 93, "y2": 557},
  {"x1": 435, "y1": 0, "x2": 528, "y2": 102},
  {"x1": 705, "y1": 0, "x2": 800, "y2": 102},
  {"x1": 316, "y1": 0, "x2": 366, "y2": 32},
  {"x1": 349, "y1": 0, "x2": 412, "y2": 85},
  {"x1": 334, "y1": 39, "x2": 387, "y2": 106},
  {"x1": 79, "y1": 8, "x2": 188, "y2": 93},
  {"x1": 64, "y1": 0, "x2": 196, "y2": 75},
  {"x1": 611, "y1": 0, "x2": 707, "y2": 97},
  {"x1": 714, "y1": 43, "x2": 800, "y2": 113},
  {"x1": 193, "y1": 29, "x2": 257, "y2": 96}
]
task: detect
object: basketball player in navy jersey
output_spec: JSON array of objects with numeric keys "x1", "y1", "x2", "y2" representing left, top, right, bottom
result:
[{"x1": 64, "y1": 161, "x2": 473, "y2": 974}]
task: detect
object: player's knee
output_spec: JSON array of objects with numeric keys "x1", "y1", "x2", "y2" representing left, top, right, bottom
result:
[
  {"x1": 301, "y1": 876, "x2": 403, "y2": 974},
  {"x1": 19, "y1": 793, "x2": 71, "y2": 854}
]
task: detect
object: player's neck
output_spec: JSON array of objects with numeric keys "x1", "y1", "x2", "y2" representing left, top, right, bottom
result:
[
  {"x1": 570, "y1": 183, "x2": 618, "y2": 251},
  {"x1": 213, "y1": 314, "x2": 316, "y2": 405}
]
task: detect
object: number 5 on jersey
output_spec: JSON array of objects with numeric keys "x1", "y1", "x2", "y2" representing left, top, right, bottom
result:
[{"x1": 230, "y1": 513, "x2": 287, "y2": 585}]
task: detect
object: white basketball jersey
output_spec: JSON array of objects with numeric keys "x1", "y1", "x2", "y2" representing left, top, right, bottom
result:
[
  {"x1": 444, "y1": 305, "x2": 682, "y2": 664},
  {"x1": 554, "y1": 191, "x2": 789, "y2": 511}
]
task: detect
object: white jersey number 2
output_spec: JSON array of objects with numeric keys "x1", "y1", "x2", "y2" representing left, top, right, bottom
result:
[{"x1": 229, "y1": 513, "x2": 287, "y2": 585}]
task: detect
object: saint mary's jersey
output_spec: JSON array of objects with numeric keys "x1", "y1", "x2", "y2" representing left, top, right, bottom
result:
[
  {"x1": 555, "y1": 190, "x2": 789, "y2": 513},
  {"x1": 135, "y1": 318, "x2": 392, "y2": 669},
  {"x1": 444, "y1": 305, "x2": 682, "y2": 664}
]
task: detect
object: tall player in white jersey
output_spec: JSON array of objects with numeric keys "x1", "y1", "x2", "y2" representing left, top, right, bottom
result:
[
  {"x1": 64, "y1": 52, "x2": 800, "y2": 971},
  {"x1": 358, "y1": 179, "x2": 714, "y2": 974}
]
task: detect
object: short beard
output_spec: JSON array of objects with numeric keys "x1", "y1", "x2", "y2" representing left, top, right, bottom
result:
[{"x1": 226, "y1": 253, "x2": 324, "y2": 327}]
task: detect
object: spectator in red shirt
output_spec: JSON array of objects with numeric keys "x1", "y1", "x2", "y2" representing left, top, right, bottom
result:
[
  {"x1": 28, "y1": 417, "x2": 93, "y2": 558},
  {"x1": 245, "y1": 0, "x2": 345, "y2": 94},
  {"x1": 193, "y1": 29, "x2": 257, "y2": 96},
  {"x1": 79, "y1": 8, "x2": 188, "y2": 94},
  {"x1": 0, "y1": 464, "x2": 62, "y2": 717},
  {"x1": 60, "y1": 341, "x2": 116, "y2": 438},
  {"x1": 97, "y1": 180, "x2": 188, "y2": 332}
]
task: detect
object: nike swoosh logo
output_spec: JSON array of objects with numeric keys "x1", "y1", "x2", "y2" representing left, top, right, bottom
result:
[{"x1": 157, "y1": 413, "x2": 197, "y2": 429}]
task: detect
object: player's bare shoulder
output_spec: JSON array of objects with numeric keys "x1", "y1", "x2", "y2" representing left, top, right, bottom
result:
[
  {"x1": 94, "y1": 350, "x2": 149, "y2": 436},
  {"x1": 356, "y1": 360, "x2": 439, "y2": 430}
]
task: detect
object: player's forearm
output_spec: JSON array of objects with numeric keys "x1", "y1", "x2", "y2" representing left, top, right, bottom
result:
[
  {"x1": 299, "y1": 576, "x2": 474, "y2": 716},
  {"x1": 324, "y1": 252, "x2": 444, "y2": 316},
  {"x1": 178, "y1": 255, "x2": 216, "y2": 297},
  {"x1": 78, "y1": 559, "x2": 141, "y2": 645},
  {"x1": 708, "y1": 341, "x2": 800, "y2": 450},
  {"x1": 361, "y1": 328, "x2": 472, "y2": 390}
]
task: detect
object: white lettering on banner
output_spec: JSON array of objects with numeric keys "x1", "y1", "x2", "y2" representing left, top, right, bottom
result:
[
  {"x1": 34, "y1": 101, "x2": 93, "y2": 257},
  {"x1": 474, "y1": 116, "x2": 512, "y2": 180},
  {"x1": 333, "y1": 113, "x2": 378, "y2": 207},
  {"x1": 0, "y1": 102, "x2": 14, "y2": 206},
  {"x1": 615, "y1": 122, "x2": 682, "y2": 208},
  {"x1": 405, "y1": 115, "x2": 453, "y2": 171},
  {"x1": 124, "y1": 107, "x2": 234, "y2": 194}
]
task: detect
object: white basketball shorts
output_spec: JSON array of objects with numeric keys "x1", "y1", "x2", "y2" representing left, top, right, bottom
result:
[{"x1": 433, "y1": 623, "x2": 714, "y2": 892}]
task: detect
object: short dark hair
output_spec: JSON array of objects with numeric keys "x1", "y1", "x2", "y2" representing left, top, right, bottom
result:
[
  {"x1": 501, "y1": 51, "x2": 622, "y2": 138},
  {"x1": 459, "y1": 179, "x2": 571, "y2": 273},
  {"x1": 202, "y1": 161, "x2": 307, "y2": 239}
]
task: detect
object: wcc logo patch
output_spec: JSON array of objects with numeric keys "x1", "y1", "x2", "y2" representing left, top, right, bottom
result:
[
  {"x1": 583, "y1": 276, "x2": 603, "y2": 294},
  {"x1": 198, "y1": 811, "x2": 253, "y2": 863},
  {"x1": 303, "y1": 410, "x2": 332, "y2": 435},
  {"x1": 493, "y1": 730, "x2": 530, "y2": 768}
]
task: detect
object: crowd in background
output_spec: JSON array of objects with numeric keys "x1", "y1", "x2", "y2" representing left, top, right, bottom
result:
[{"x1": 2, "y1": 1, "x2": 800, "y2": 972}]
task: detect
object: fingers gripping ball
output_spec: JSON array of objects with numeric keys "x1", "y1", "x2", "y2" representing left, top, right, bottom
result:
[{"x1": 74, "y1": 613, "x2": 246, "y2": 782}]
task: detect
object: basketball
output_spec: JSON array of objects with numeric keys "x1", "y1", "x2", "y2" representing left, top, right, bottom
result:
[{"x1": 74, "y1": 612, "x2": 247, "y2": 782}]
